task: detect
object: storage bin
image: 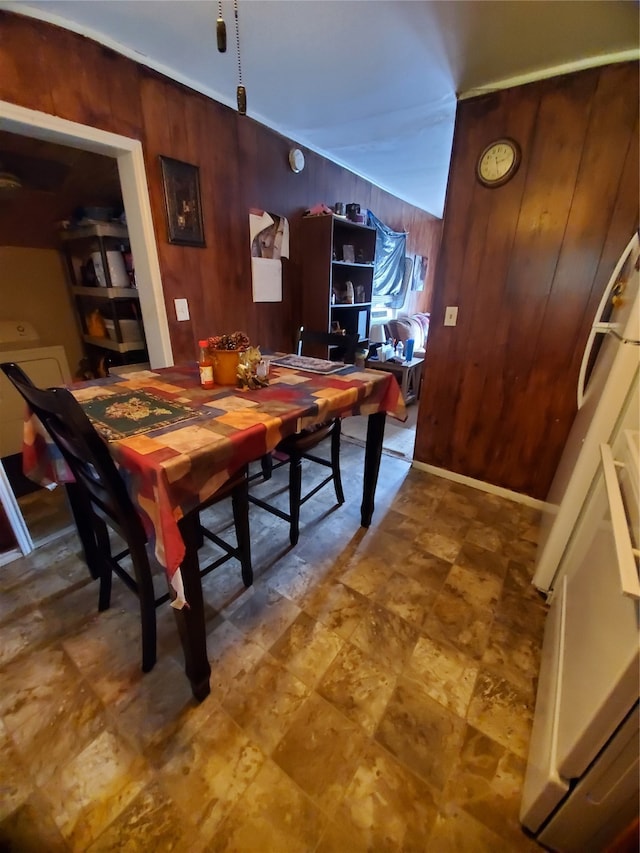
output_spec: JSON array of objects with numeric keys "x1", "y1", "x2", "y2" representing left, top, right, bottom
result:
[
  {"x1": 90, "y1": 250, "x2": 129, "y2": 288},
  {"x1": 104, "y1": 319, "x2": 142, "y2": 342}
]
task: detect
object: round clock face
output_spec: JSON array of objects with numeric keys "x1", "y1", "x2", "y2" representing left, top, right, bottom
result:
[
  {"x1": 477, "y1": 139, "x2": 521, "y2": 187},
  {"x1": 288, "y1": 148, "x2": 305, "y2": 173}
]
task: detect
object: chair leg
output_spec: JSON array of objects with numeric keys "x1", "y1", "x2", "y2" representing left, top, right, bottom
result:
[
  {"x1": 231, "y1": 475, "x2": 253, "y2": 587},
  {"x1": 93, "y1": 516, "x2": 113, "y2": 612},
  {"x1": 65, "y1": 483, "x2": 102, "y2": 580},
  {"x1": 260, "y1": 453, "x2": 273, "y2": 481},
  {"x1": 194, "y1": 511, "x2": 204, "y2": 549},
  {"x1": 129, "y1": 540, "x2": 158, "y2": 673},
  {"x1": 331, "y1": 419, "x2": 345, "y2": 505},
  {"x1": 288, "y1": 453, "x2": 302, "y2": 546}
]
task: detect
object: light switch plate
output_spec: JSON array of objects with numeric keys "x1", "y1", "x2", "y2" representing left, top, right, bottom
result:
[
  {"x1": 444, "y1": 306, "x2": 458, "y2": 326},
  {"x1": 174, "y1": 298, "x2": 190, "y2": 321}
]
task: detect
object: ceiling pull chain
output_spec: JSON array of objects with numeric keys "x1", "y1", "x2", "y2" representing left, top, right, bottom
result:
[
  {"x1": 216, "y1": 0, "x2": 226, "y2": 52},
  {"x1": 234, "y1": 0, "x2": 246, "y2": 115}
]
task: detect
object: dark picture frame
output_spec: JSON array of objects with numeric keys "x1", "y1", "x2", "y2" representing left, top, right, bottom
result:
[
  {"x1": 159, "y1": 156, "x2": 205, "y2": 247},
  {"x1": 412, "y1": 255, "x2": 428, "y2": 291}
]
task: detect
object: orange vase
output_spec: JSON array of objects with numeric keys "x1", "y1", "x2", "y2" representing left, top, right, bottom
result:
[{"x1": 212, "y1": 349, "x2": 241, "y2": 385}]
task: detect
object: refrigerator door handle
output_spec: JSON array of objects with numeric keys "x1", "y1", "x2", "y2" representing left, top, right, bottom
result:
[
  {"x1": 600, "y1": 443, "x2": 640, "y2": 599},
  {"x1": 596, "y1": 325, "x2": 640, "y2": 346},
  {"x1": 577, "y1": 234, "x2": 639, "y2": 408},
  {"x1": 578, "y1": 326, "x2": 603, "y2": 408}
]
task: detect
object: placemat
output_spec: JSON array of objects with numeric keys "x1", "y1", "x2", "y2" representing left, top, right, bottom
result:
[
  {"x1": 270, "y1": 354, "x2": 347, "y2": 374},
  {"x1": 82, "y1": 391, "x2": 197, "y2": 440}
]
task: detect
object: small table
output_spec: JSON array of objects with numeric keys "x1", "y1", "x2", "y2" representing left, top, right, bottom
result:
[{"x1": 366, "y1": 356, "x2": 424, "y2": 405}]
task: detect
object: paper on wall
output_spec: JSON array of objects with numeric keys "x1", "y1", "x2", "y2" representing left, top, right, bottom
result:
[
  {"x1": 249, "y1": 209, "x2": 288, "y2": 303},
  {"x1": 251, "y1": 257, "x2": 282, "y2": 302}
]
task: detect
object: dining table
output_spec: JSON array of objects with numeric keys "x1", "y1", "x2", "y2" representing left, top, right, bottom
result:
[{"x1": 23, "y1": 358, "x2": 406, "y2": 701}]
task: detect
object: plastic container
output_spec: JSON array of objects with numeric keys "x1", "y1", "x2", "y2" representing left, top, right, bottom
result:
[
  {"x1": 405, "y1": 338, "x2": 415, "y2": 361},
  {"x1": 378, "y1": 343, "x2": 393, "y2": 362},
  {"x1": 395, "y1": 340, "x2": 404, "y2": 360},
  {"x1": 104, "y1": 319, "x2": 142, "y2": 342},
  {"x1": 212, "y1": 349, "x2": 240, "y2": 386},
  {"x1": 90, "y1": 250, "x2": 129, "y2": 288}
]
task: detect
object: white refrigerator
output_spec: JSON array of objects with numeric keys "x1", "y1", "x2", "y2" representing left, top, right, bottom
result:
[
  {"x1": 520, "y1": 234, "x2": 640, "y2": 850},
  {"x1": 520, "y1": 422, "x2": 639, "y2": 850},
  {"x1": 533, "y1": 231, "x2": 640, "y2": 592}
]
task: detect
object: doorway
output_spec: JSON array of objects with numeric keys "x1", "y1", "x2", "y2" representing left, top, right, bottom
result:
[{"x1": 0, "y1": 99, "x2": 173, "y2": 560}]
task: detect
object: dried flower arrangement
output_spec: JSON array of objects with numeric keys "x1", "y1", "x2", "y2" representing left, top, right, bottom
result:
[{"x1": 207, "y1": 331, "x2": 251, "y2": 351}]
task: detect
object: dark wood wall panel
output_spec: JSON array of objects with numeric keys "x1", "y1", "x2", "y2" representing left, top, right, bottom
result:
[
  {"x1": 415, "y1": 61, "x2": 639, "y2": 499},
  {"x1": 0, "y1": 11, "x2": 440, "y2": 365},
  {"x1": 0, "y1": 16, "x2": 55, "y2": 115}
]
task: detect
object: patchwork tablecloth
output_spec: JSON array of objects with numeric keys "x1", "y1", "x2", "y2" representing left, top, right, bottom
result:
[{"x1": 23, "y1": 362, "x2": 406, "y2": 604}]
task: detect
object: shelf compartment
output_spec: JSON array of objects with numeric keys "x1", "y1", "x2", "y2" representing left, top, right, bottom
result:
[
  {"x1": 72, "y1": 286, "x2": 139, "y2": 299},
  {"x1": 332, "y1": 261, "x2": 374, "y2": 269},
  {"x1": 332, "y1": 302, "x2": 372, "y2": 309},
  {"x1": 60, "y1": 222, "x2": 129, "y2": 242},
  {"x1": 82, "y1": 335, "x2": 146, "y2": 353}
]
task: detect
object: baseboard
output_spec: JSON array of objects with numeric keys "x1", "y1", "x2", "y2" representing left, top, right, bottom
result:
[
  {"x1": 0, "y1": 547, "x2": 23, "y2": 566},
  {"x1": 411, "y1": 460, "x2": 547, "y2": 511}
]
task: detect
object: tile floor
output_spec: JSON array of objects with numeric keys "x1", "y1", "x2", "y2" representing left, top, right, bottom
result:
[
  {"x1": 341, "y1": 408, "x2": 418, "y2": 460},
  {"x1": 0, "y1": 440, "x2": 548, "y2": 851}
]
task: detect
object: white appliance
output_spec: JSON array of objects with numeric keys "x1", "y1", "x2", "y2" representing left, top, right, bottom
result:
[
  {"x1": 534, "y1": 232, "x2": 640, "y2": 592},
  {"x1": 0, "y1": 320, "x2": 72, "y2": 459},
  {"x1": 520, "y1": 420, "x2": 640, "y2": 850}
]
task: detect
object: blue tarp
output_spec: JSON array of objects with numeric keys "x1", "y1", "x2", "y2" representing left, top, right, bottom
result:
[{"x1": 368, "y1": 211, "x2": 408, "y2": 308}]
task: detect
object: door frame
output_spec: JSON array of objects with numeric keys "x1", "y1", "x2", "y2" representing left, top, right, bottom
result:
[
  {"x1": 0, "y1": 99, "x2": 173, "y2": 559},
  {"x1": 0, "y1": 99, "x2": 173, "y2": 368}
]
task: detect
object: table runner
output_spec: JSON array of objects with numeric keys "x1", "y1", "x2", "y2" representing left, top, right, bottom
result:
[{"x1": 23, "y1": 363, "x2": 406, "y2": 606}]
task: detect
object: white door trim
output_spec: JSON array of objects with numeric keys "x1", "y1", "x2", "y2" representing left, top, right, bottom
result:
[
  {"x1": 0, "y1": 99, "x2": 174, "y2": 556},
  {"x1": 0, "y1": 99, "x2": 173, "y2": 369},
  {"x1": 0, "y1": 460, "x2": 32, "y2": 559}
]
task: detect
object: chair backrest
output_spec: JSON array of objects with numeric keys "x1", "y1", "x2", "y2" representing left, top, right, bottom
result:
[
  {"x1": 0, "y1": 362, "x2": 146, "y2": 545},
  {"x1": 297, "y1": 328, "x2": 359, "y2": 363}
]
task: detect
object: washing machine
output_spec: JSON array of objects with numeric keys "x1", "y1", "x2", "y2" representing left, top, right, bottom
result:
[{"x1": 0, "y1": 320, "x2": 72, "y2": 460}]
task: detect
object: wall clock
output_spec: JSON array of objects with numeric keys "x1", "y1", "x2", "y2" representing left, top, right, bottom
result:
[
  {"x1": 288, "y1": 148, "x2": 305, "y2": 174},
  {"x1": 476, "y1": 138, "x2": 521, "y2": 187}
]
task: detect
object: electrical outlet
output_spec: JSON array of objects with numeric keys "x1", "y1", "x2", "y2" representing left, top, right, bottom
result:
[
  {"x1": 444, "y1": 306, "x2": 458, "y2": 326},
  {"x1": 174, "y1": 298, "x2": 190, "y2": 321}
]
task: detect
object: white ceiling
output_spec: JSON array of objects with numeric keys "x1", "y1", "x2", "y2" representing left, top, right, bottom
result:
[{"x1": 4, "y1": 1, "x2": 638, "y2": 217}]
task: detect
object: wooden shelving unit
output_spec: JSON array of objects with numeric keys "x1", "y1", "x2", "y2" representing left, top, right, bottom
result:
[{"x1": 300, "y1": 214, "x2": 376, "y2": 361}]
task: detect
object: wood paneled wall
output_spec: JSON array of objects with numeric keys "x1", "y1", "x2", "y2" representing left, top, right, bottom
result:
[
  {"x1": 0, "y1": 133, "x2": 122, "y2": 248},
  {"x1": 0, "y1": 12, "x2": 441, "y2": 363},
  {"x1": 415, "y1": 62, "x2": 639, "y2": 500}
]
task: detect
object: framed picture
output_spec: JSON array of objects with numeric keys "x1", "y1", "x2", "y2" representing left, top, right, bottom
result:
[
  {"x1": 342, "y1": 244, "x2": 355, "y2": 263},
  {"x1": 412, "y1": 255, "x2": 428, "y2": 291},
  {"x1": 403, "y1": 256, "x2": 414, "y2": 291},
  {"x1": 159, "y1": 156, "x2": 205, "y2": 247}
]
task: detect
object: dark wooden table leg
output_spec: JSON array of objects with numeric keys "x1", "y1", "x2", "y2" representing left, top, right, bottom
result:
[
  {"x1": 361, "y1": 410, "x2": 386, "y2": 527},
  {"x1": 174, "y1": 512, "x2": 211, "y2": 702}
]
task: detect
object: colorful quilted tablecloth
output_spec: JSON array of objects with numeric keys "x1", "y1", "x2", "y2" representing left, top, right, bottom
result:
[{"x1": 23, "y1": 363, "x2": 406, "y2": 605}]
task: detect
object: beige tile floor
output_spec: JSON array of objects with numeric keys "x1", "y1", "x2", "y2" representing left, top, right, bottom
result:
[
  {"x1": 341, "y1": 406, "x2": 419, "y2": 460},
  {"x1": 0, "y1": 440, "x2": 548, "y2": 851}
]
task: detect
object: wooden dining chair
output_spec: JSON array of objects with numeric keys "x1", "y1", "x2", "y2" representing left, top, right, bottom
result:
[
  {"x1": 248, "y1": 329, "x2": 358, "y2": 546},
  {"x1": 296, "y1": 327, "x2": 359, "y2": 363},
  {"x1": 1, "y1": 361, "x2": 252, "y2": 673}
]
